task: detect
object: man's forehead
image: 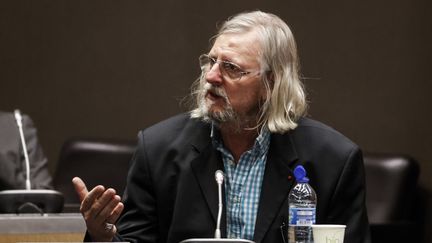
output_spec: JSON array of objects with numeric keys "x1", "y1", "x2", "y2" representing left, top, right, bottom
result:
[{"x1": 210, "y1": 32, "x2": 262, "y2": 61}]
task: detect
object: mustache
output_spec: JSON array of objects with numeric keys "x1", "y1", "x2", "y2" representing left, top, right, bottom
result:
[{"x1": 203, "y1": 83, "x2": 228, "y2": 100}]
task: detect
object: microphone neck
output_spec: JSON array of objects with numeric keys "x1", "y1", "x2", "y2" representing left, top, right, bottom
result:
[
  {"x1": 14, "y1": 110, "x2": 31, "y2": 190},
  {"x1": 215, "y1": 170, "x2": 224, "y2": 239}
]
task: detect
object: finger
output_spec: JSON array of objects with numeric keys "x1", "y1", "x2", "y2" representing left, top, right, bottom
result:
[
  {"x1": 81, "y1": 185, "x2": 105, "y2": 212},
  {"x1": 103, "y1": 223, "x2": 117, "y2": 236},
  {"x1": 89, "y1": 222, "x2": 116, "y2": 242},
  {"x1": 112, "y1": 224, "x2": 118, "y2": 234},
  {"x1": 105, "y1": 195, "x2": 124, "y2": 223},
  {"x1": 95, "y1": 194, "x2": 121, "y2": 224},
  {"x1": 87, "y1": 188, "x2": 117, "y2": 224},
  {"x1": 105, "y1": 222, "x2": 116, "y2": 233},
  {"x1": 107, "y1": 201, "x2": 124, "y2": 224},
  {"x1": 72, "y1": 177, "x2": 88, "y2": 203}
]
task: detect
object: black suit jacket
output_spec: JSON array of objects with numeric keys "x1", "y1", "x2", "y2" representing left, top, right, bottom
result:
[{"x1": 113, "y1": 114, "x2": 370, "y2": 243}]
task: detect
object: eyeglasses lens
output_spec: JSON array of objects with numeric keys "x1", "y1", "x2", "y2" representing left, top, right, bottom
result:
[{"x1": 199, "y1": 55, "x2": 242, "y2": 80}]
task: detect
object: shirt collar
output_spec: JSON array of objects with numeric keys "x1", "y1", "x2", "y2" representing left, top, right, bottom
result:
[{"x1": 210, "y1": 123, "x2": 271, "y2": 156}]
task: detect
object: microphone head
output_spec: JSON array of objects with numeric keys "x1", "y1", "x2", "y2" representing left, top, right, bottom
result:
[
  {"x1": 14, "y1": 109, "x2": 22, "y2": 124},
  {"x1": 215, "y1": 170, "x2": 224, "y2": 184}
]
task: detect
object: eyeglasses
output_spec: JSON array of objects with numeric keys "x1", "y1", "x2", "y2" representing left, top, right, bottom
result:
[{"x1": 199, "y1": 54, "x2": 260, "y2": 81}]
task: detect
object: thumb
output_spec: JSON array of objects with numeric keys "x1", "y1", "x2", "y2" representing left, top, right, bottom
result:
[{"x1": 72, "y1": 177, "x2": 89, "y2": 203}]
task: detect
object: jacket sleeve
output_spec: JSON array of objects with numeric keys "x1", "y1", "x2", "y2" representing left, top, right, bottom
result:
[
  {"x1": 112, "y1": 130, "x2": 160, "y2": 243},
  {"x1": 326, "y1": 147, "x2": 371, "y2": 243}
]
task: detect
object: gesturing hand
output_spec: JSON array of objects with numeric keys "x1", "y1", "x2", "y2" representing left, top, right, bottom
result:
[{"x1": 72, "y1": 177, "x2": 124, "y2": 242}]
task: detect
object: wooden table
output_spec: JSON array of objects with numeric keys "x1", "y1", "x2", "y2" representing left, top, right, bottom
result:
[{"x1": 0, "y1": 213, "x2": 86, "y2": 242}]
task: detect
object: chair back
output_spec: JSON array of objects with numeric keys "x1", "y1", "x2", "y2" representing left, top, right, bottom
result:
[
  {"x1": 363, "y1": 153, "x2": 419, "y2": 223},
  {"x1": 53, "y1": 138, "x2": 136, "y2": 208},
  {"x1": 363, "y1": 153, "x2": 422, "y2": 243}
]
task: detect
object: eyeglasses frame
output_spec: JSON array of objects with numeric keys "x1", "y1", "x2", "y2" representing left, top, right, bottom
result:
[{"x1": 199, "y1": 54, "x2": 261, "y2": 81}]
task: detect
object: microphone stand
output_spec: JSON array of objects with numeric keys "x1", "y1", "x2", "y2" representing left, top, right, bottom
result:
[
  {"x1": 215, "y1": 170, "x2": 223, "y2": 239},
  {"x1": 179, "y1": 170, "x2": 255, "y2": 243}
]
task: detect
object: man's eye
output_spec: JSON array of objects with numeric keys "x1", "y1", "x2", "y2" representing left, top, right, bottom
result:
[
  {"x1": 209, "y1": 57, "x2": 217, "y2": 65},
  {"x1": 223, "y1": 62, "x2": 240, "y2": 72}
]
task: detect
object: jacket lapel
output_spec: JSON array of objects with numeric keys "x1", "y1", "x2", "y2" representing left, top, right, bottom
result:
[
  {"x1": 189, "y1": 127, "x2": 227, "y2": 236},
  {"x1": 254, "y1": 133, "x2": 298, "y2": 243}
]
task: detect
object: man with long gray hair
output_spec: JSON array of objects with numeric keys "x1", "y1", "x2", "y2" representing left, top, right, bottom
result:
[{"x1": 73, "y1": 11, "x2": 370, "y2": 243}]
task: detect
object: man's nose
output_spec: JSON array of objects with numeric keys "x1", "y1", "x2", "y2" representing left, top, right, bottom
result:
[{"x1": 205, "y1": 63, "x2": 223, "y2": 84}]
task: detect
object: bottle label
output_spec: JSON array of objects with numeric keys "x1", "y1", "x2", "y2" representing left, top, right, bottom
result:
[{"x1": 289, "y1": 207, "x2": 316, "y2": 226}]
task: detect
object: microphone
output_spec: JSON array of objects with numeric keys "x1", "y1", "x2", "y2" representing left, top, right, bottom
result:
[
  {"x1": 14, "y1": 110, "x2": 31, "y2": 190},
  {"x1": 215, "y1": 170, "x2": 224, "y2": 239},
  {"x1": 0, "y1": 110, "x2": 64, "y2": 214},
  {"x1": 179, "y1": 170, "x2": 255, "y2": 243}
]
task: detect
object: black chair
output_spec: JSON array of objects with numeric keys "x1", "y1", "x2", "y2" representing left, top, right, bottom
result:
[
  {"x1": 53, "y1": 138, "x2": 136, "y2": 211},
  {"x1": 363, "y1": 153, "x2": 422, "y2": 243}
]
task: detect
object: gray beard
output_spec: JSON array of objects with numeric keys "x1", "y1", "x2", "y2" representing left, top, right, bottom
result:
[
  {"x1": 197, "y1": 92, "x2": 235, "y2": 122},
  {"x1": 197, "y1": 83, "x2": 258, "y2": 133}
]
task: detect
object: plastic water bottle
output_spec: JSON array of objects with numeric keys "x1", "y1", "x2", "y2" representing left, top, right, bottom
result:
[{"x1": 288, "y1": 165, "x2": 317, "y2": 243}]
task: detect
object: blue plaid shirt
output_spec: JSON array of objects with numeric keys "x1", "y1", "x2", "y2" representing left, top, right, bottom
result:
[{"x1": 211, "y1": 125, "x2": 270, "y2": 240}]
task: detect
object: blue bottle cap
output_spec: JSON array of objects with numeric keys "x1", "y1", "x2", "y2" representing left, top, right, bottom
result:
[{"x1": 294, "y1": 165, "x2": 309, "y2": 183}]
